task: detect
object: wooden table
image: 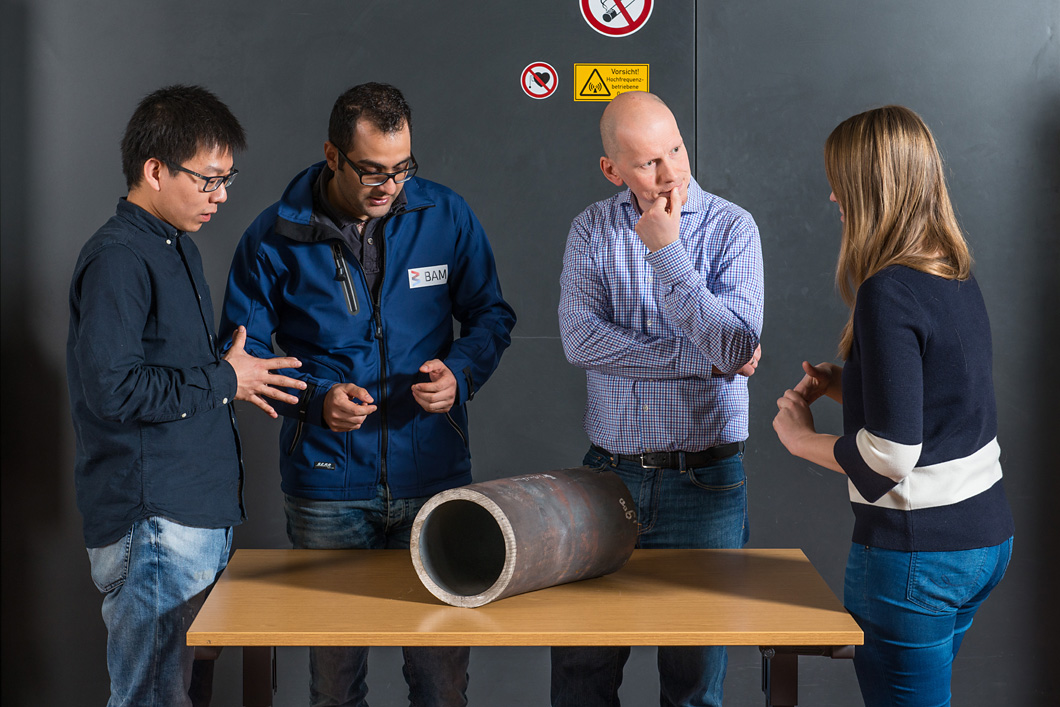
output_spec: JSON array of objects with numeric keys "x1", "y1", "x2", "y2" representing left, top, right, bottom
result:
[{"x1": 188, "y1": 548, "x2": 862, "y2": 706}]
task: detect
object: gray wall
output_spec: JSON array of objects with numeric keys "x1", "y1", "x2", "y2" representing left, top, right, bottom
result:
[{"x1": 2, "y1": 1, "x2": 1056, "y2": 705}]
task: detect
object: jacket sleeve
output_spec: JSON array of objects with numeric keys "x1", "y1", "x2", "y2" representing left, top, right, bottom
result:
[
  {"x1": 441, "y1": 203, "x2": 517, "y2": 406},
  {"x1": 558, "y1": 211, "x2": 716, "y2": 379},
  {"x1": 644, "y1": 211, "x2": 763, "y2": 374},
  {"x1": 72, "y1": 244, "x2": 236, "y2": 424},
  {"x1": 833, "y1": 275, "x2": 926, "y2": 502},
  {"x1": 219, "y1": 228, "x2": 337, "y2": 426}
]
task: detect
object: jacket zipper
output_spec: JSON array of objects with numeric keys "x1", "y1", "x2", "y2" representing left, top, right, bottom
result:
[
  {"x1": 374, "y1": 204, "x2": 434, "y2": 488},
  {"x1": 287, "y1": 419, "x2": 304, "y2": 455},
  {"x1": 445, "y1": 411, "x2": 468, "y2": 448},
  {"x1": 333, "y1": 204, "x2": 432, "y2": 488},
  {"x1": 330, "y1": 242, "x2": 359, "y2": 315},
  {"x1": 287, "y1": 381, "x2": 316, "y2": 455}
]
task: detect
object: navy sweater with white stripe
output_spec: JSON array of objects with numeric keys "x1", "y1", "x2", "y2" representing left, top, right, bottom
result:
[{"x1": 833, "y1": 266, "x2": 1014, "y2": 552}]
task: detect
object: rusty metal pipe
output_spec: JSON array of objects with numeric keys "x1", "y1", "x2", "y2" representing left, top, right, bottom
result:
[{"x1": 411, "y1": 466, "x2": 638, "y2": 607}]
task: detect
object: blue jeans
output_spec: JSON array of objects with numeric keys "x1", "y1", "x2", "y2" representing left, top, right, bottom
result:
[
  {"x1": 284, "y1": 488, "x2": 470, "y2": 707},
  {"x1": 844, "y1": 538, "x2": 1013, "y2": 707},
  {"x1": 86, "y1": 516, "x2": 232, "y2": 707},
  {"x1": 551, "y1": 447, "x2": 749, "y2": 707}
]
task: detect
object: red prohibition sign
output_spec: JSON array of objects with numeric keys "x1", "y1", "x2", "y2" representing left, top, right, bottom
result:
[
  {"x1": 581, "y1": 0, "x2": 653, "y2": 37},
  {"x1": 521, "y1": 62, "x2": 558, "y2": 99}
]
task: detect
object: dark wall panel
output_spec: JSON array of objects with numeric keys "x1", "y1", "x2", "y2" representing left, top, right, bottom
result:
[
  {"x1": 696, "y1": 2, "x2": 1058, "y2": 705},
  {"x1": 2, "y1": 1, "x2": 1055, "y2": 705}
]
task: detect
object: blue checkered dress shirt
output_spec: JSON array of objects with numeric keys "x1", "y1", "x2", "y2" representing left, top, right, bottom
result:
[{"x1": 558, "y1": 179, "x2": 764, "y2": 455}]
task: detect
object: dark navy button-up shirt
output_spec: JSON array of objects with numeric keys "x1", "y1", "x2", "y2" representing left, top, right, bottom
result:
[{"x1": 67, "y1": 199, "x2": 244, "y2": 548}]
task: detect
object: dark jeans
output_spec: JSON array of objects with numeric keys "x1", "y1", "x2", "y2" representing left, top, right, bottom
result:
[
  {"x1": 285, "y1": 488, "x2": 470, "y2": 707},
  {"x1": 551, "y1": 446, "x2": 749, "y2": 707}
]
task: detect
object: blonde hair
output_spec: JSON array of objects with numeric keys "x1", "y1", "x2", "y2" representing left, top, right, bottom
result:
[{"x1": 825, "y1": 105, "x2": 972, "y2": 358}]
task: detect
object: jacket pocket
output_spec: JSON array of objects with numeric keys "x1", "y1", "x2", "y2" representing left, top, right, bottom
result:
[{"x1": 414, "y1": 408, "x2": 470, "y2": 471}]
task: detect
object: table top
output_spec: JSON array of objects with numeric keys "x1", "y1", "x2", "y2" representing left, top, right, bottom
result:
[{"x1": 187, "y1": 548, "x2": 862, "y2": 648}]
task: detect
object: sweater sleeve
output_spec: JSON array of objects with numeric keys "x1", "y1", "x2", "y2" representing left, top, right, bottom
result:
[{"x1": 834, "y1": 274, "x2": 927, "y2": 503}]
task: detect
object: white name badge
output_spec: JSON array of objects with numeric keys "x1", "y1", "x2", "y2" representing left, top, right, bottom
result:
[{"x1": 408, "y1": 264, "x2": 448, "y2": 289}]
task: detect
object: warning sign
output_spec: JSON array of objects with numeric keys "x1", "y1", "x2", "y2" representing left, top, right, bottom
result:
[
  {"x1": 521, "y1": 61, "x2": 559, "y2": 100},
  {"x1": 580, "y1": 0, "x2": 653, "y2": 38},
  {"x1": 574, "y1": 64, "x2": 649, "y2": 102}
]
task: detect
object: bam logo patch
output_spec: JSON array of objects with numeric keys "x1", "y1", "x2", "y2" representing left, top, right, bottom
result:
[
  {"x1": 313, "y1": 461, "x2": 336, "y2": 470},
  {"x1": 408, "y1": 264, "x2": 448, "y2": 289}
]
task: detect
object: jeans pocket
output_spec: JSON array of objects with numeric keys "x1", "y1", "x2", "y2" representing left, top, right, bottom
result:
[
  {"x1": 581, "y1": 448, "x2": 612, "y2": 472},
  {"x1": 686, "y1": 454, "x2": 747, "y2": 491},
  {"x1": 907, "y1": 547, "x2": 989, "y2": 613},
  {"x1": 86, "y1": 526, "x2": 134, "y2": 594}
]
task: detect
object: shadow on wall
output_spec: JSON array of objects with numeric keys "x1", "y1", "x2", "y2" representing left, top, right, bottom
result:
[
  {"x1": 1030, "y1": 92, "x2": 1060, "y2": 694},
  {"x1": 1, "y1": 3, "x2": 104, "y2": 704}
]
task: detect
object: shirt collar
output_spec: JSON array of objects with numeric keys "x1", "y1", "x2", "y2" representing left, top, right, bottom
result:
[
  {"x1": 116, "y1": 197, "x2": 182, "y2": 239},
  {"x1": 313, "y1": 166, "x2": 408, "y2": 229}
]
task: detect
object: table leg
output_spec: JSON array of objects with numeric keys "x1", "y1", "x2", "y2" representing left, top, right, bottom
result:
[
  {"x1": 761, "y1": 647, "x2": 798, "y2": 706},
  {"x1": 243, "y1": 646, "x2": 275, "y2": 707},
  {"x1": 760, "y1": 646, "x2": 856, "y2": 707}
]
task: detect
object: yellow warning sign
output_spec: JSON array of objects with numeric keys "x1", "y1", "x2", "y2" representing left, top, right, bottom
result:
[{"x1": 574, "y1": 64, "x2": 649, "y2": 102}]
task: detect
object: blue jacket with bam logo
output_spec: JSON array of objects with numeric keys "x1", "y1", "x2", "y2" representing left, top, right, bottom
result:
[{"x1": 220, "y1": 162, "x2": 516, "y2": 501}]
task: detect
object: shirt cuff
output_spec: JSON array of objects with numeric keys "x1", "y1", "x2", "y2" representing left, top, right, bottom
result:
[
  {"x1": 644, "y1": 240, "x2": 697, "y2": 286},
  {"x1": 209, "y1": 360, "x2": 239, "y2": 407}
]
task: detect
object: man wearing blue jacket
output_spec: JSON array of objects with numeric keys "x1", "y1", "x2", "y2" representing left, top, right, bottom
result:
[{"x1": 220, "y1": 82, "x2": 516, "y2": 707}]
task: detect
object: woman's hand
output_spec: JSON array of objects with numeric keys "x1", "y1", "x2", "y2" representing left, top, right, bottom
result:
[
  {"x1": 773, "y1": 389, "x2": 816, "y2": 455},
  {"x1": 793, "y1": 361, "x2": 843, "y2": 404},
  {"x1": 773, "y1": 387, "x2": 844, "y2": 474}
]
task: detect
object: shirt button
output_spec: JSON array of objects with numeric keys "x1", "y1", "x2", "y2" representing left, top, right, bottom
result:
[
  {"x1": 647, "y1": 320, "x2": 653, "y2": 327},
  {"x1": 181, "y1": 412, "x2": 187, "y2": 418},
  {"x1": 642, "y1": 405, "x2": 649, "y2": 412},
  {"x1": 367, "y1": 237, "x2": 374, "y2": 245},
  {"x1": 166, "y1": 239, "x2": 172, "y2": 245},
  {"x1": 222, "y1": 397, "x2": 229, "y2": 404}
]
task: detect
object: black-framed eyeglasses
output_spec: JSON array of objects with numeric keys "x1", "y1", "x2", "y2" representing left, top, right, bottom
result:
[
  {"x1": 163, "y1": 160, "x2": 239, "y2": 193},
  {"x1": 336, "y1": 150, "x2": 417, "y2": 186}
]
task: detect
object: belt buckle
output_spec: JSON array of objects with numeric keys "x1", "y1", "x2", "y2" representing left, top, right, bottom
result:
[{"x1": 639, "y1": 452, "x2": 667, "y2": 469}]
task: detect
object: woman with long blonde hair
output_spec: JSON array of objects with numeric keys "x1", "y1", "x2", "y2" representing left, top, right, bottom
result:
[{"x1": 773, "y1": 106, "x2": 1014, "y2": 706}]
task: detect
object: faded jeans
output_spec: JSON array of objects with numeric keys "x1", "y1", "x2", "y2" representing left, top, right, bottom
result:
[{"x1": 87, "y1": 516, "x2": 232, "y2": 707}]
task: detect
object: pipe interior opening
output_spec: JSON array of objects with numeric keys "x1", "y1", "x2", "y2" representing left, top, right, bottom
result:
[{"x1": 418, "y1": 499, "x2": 507, "y2": 597}]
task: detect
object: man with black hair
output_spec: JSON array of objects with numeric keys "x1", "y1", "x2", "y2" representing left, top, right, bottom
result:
[
  {"x1": 67, "y1": 85, "x2": 306, "y2": 707},
  {"x1": 221, "y1": 82, "x2": 515, "y2": 707}
]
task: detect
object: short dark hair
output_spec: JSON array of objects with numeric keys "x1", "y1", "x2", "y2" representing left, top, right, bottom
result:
[
  {"x1": 121, "y1": 85, "x2": 247, "y2": 189},
  {"x1": 328, "y1": 82, "x2": 412, "y2": 154}
]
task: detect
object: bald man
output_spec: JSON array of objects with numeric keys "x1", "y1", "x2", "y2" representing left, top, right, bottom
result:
[{"x1": 554, "y1": 91, "x2": 764, "y2": 707}]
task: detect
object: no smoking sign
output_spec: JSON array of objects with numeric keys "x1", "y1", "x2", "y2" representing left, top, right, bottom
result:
[
  {"x1": 521, "y1": 62, "x2": 558, "y2": 100},
  {"x1": 581, "y1": 0, "x2": 653, "y2": 37}
]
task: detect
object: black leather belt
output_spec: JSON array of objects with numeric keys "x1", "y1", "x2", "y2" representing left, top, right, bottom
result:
[{"x1": 592, "y1": 442, "x2": 744, "y2": 470}]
